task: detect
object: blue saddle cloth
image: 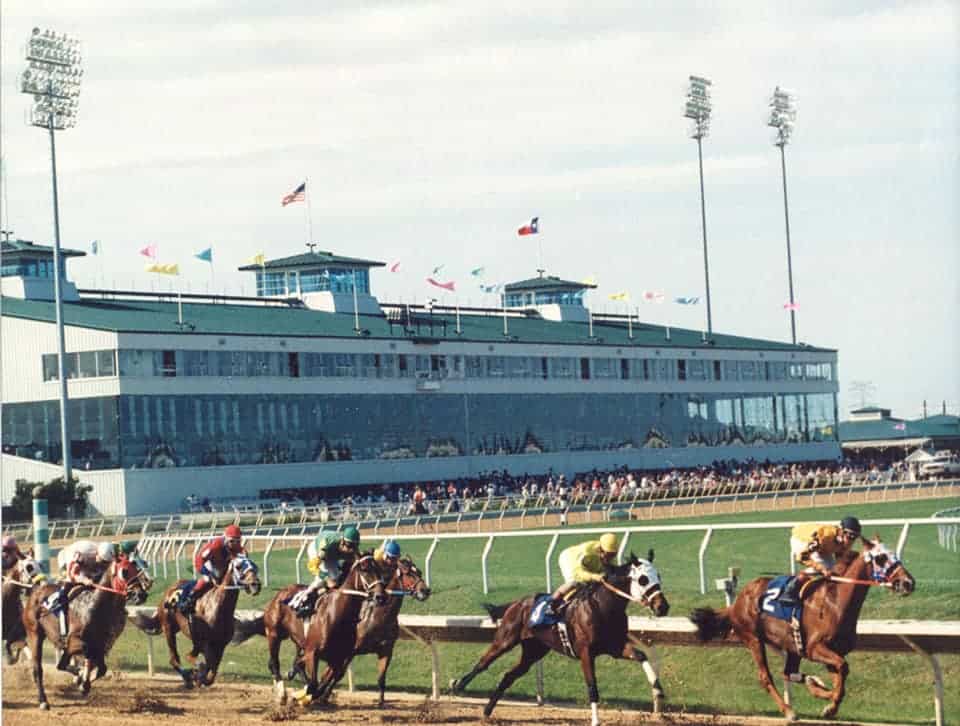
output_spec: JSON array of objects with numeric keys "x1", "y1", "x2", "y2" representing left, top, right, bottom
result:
[
  {"x1": 528, "y1": 594, "x2": 562, "y2": 628},
  {"x1": 761, "y1": 575, "x2": 802, "y2": 624}
]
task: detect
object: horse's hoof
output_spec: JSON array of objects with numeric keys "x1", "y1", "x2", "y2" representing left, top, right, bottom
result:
[
  {"x1": 449, "y1": 678, "x2": 461, "y2": 694},
  {"x1": 784, "y1": 707, "x2": 797, "y2": 722},
  {"x1": 39, "y1": 703, "x2": 49, "y2": 711},
  {"x1": 653, "y1": 693, "x2": 664, "y2": 714},
  {"x1": 821, "y1": 705, "x2": 838, "y2": 719}
]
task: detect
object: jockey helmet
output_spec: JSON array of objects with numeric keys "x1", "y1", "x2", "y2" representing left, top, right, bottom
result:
[
  {"x1": 599, "y1": 533, "x2": 619, "y2": 554},
  {"x1": 342, "y1": 526, "x2": 361, "y2": 547},
  {"x1": 97, "y1": 541, "x2": 115, "y2": 562},
  {"x1": 119, "y1": 540, "x2": 138, "y2": 556},
  {"x1": 224, "y1": 524, "x2": 243, "y2": 552},
  {"x1": 840, "y1": 516, "x2": 862, "y2": 536},
  {"x1": 2, "y1": 535, "x2": 16, "y2": 550},
  {"x1": 383, "y1": 539, "x2": 402, "y2": 559}
]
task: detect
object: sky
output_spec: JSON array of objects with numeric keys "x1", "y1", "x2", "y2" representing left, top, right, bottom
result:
[{"x1": 1, "y1": 1, "x2": 957, "y2": 420}]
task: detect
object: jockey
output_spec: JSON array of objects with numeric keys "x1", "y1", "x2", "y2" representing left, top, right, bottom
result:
[
  {"x1": 44, "y1": 540, "x2": 115, "y2": 618},
  {"x1": 113, "y1": 540, "x2": 139, "y2": 564},
  {"x1": 374, "y1": 538, "x2": 403, "y2": 569},
  {"x1": 1, "y1": 535, "x2": 27, "y2": 573},
  {"x1": 546, "y1": 532, "x2": 619, "y2": 615},
  {"x1": 288, "y1": 525, "x2": 361, "y2": 615},
  {"x1": 781, "y1": 515, "x2": 862, "y2": 605},
  {"x1": 171, "y1": 524, "x2": 245, "y2": 614}
]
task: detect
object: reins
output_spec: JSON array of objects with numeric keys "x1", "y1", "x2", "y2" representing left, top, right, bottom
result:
[
  {"x1": 1, "y1": 576, "x2": 34, "y2": 589},
  {"x1": 600, "y1": 579, "x2": 648, "y2": 604},
  {"x1": 825, "y1": 575, "x2": 892, "y2": 588}
]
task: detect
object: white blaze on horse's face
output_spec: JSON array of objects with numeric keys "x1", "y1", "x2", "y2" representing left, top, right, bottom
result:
[
  {"x1": 629, "y1": 560, "x2": 661, "y2": 602},
  {"x1": 19, "y1": 557, "x2": 44, "y2": 586},
  {"x1": 863, "y1": 540, "x2": 901, "y2": 582}
]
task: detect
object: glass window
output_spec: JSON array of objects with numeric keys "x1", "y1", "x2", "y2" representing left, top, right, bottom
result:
[
  {"x1": 256, "y1": 271, "x2": 286, "y2": 296},
  {"x1": 161, "y1": 350, "x2": 177, "y2": 377},
  {"x1": 64, "y1": 352, "x2": 79, "y2": 379},
  {"x1": 740, "y1": 361, "x2": 758, "y2": 381},
  {"x1": 486, "y1": 356, "x2": 506, "y2": 378},
  {"x1": 677, "y1": 360, "x2": 687, "y2": 381},
  {"x1": 722, "y1": 360, "x2": 739, "y2": 381},
  {"x1": 549, "y1": 357, "x2": 576, "y2": 379},
  {"x1": 42, "y1": 354, "x2": 58, "y2": 381},
  {"x1": 465, "y1": 356, "x2": 484, "y2": 378},
  {"x1": 788, "y1": 363, "x2": 804, "y2": 380},
  {"x1": 96, "y1": 350, "x2": 116, "y2": 377},
  {"x1": 687, "y1": 359, "x2": 707, "y2": 381},
  {"x1": 592, "y1": 358, "x2": 619, "y2": 379}
]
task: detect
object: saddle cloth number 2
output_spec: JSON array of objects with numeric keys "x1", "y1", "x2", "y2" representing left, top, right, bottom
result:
[{"x1": 762, "y1": 585, "x2": 782, "y2": 614}]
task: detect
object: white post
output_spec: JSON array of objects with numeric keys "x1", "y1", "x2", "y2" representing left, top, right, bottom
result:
[
  {"x1": 895, "y1": 522, "x2": 911, "y2": 559},
  {"x1": 424, "y1": 537, "x2": 440, "y2": 587},
  {"x1": 544, "y1": 533, "x2": 559, "y2": 591},
  {"x1": 146, "y1": 633, "x2": 154, "y2": 677},
  {"x1": 900, "y1": 636, "x2": 944, "y2": 726},
  {"x1": 698, "y1": 528, "x2": 713, "y2": 595},
  {"x1": 295, "y1": 538, "x2": 309, "y2": 584},
  {"x1": 481, "y1": 535, "x2": 495, "y2": 595},
  {"x1": 175, "y1": 540, "x2": 187, "y2": 580},
  {"x1": 616, "y1": 531, "x2": 631, "y2": 565},
  {"x1": 263, "y1": 538, "x2": 275, "y2": 588}
]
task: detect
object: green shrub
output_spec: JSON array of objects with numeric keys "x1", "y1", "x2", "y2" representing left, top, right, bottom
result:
[{"x1": 8, "y1": 476, "x2": 92, "y2": 521}]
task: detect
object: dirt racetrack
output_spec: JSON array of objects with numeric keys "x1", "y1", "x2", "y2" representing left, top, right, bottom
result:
[{"x1": 1, "y1": 661, "x2": 887, "y2": 726}]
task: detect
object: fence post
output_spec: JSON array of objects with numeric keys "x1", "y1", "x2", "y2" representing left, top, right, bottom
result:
[
  {"x1": 295, "y1": 538, "x2": 309, "y2": 584},
  {"x1": 698, "y1": 528, "x2": 713, "y2": 595},
  {"x1": 117, "y1": 518, "x2": 127, "y2": 537},
  {"x1": 175, "y1": 540, "x2": 187, "y2": 580},
  {"x1": 165, "y1": 515, "x2": 174, "y2": 533},
  {"x1": 95, "y1": 520, "x2": 105, "y2": 538},
  {"x1": 424, "y1": 537, "x2": 440, "y2": 587},
  {"x1": 141, "y1": 516, "x2": 152, "y2": 537},
  {"x1": 544, "y1": 533, "x2": 559, "y2": 592},
  {"x1": 146, "y1": 632, "x2": 154, "y2": 677},
  {"x1": 616, "y1": 531, "x2": 631, "y2": 565},
  {"x1": 161, "y1": 538, "x2": 172, "y2": 579},
  {"x1": 263, "y1": 538, "x2": 276, "y2": 588},
  {"x1": 895, "y1": 522, "x2": 912, "y2": 559},
  {"x1": 481, "y1": 535, "x2": 495, "y2": 595}
]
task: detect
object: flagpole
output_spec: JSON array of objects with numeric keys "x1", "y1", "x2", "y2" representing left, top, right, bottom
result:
[
  {"x1": 501, "y1": 293, "x2": 508, "y2": 337},
  {"x1": 178, "y1": 288, "x2": 183, "y2": 325},
  {"x1": 305, "y1": 177, "x2": 314, "y2": 244},
  {"x1": 627, "y1": 302, "x2": 633, "y2": 339},
  {"x1": 455, "y1": 297, "x2": 461, "y2": 335}
]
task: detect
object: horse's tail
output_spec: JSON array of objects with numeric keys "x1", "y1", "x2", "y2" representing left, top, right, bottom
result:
[
  {"x1": 689, "y1": 606, "x2": 732, "y2": 642},
  {"x1": 129, "y1": 606, "x2": 162, "y2": 635},
  {"x1": 231, "y1": 611, "x2": 266, "y2": 644},
  {"x1": 481, "y1": 602, "x2": 510, "y2": 623}
]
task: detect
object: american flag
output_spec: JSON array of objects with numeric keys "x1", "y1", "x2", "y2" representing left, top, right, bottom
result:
[{"x1": 282, "y1": 182, "x2": 306, "y2": 206}]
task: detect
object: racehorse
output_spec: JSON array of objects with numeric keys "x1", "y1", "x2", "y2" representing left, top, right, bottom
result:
[
  {"x1": 132, "y1": 553, "x2": 260, "y2": 687},
  {"x1": 232, "y1": 553, "x2": 430, "y2": 705},
  {"x1": 353, "y1": 554, "x2": 431, "y2": 706},
  {"x1": 22, "y1": 556, "x2": 152, "y2": 709},
  {"x1": 451, "y1": 551, "x2": 669, "y2": 726},
  {"x1": 295, "y1": 554, "x2": 388, "y2": 706},
  {"x1": 2, "y1": 553, "x2": 46, "y2": 664},
  {"x1": 690, "y1": 538, "x2": 915, "y2": 721}
]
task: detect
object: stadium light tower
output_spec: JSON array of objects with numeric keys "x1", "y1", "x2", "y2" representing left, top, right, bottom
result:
[
  {"x1": 20, "y1": 28, "x2": 84, "y2": 482},
  {"x1": 684, "y1": 75, "x2": 714, "y2": 335},
  {"x1": 769, "y1": 86, "x2": 798, "y2": 344}
]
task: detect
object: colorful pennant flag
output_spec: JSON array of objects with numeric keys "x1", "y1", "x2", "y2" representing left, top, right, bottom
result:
[
  {"x1": 194, "y1": 247, "x2": 213, "y2": 263},
  {"x1": 426, "y1": 277, "x2": 456, "y2": 292},
  {"x1": 249, "y1": 252, "x2": 266, "y2": 267},
  {"x1": 783, "y1": 302, "x2": 800, "y2": 311},
  {"x1": 822, "y1": 425, "x2": 834, "y2": 436},
  {"x1": 479, "y1": 283, "x2": 502, "y2": 294},
  {"x1": 432, "y1": 264, "x2": 445, "y2": 276},
  {"x1": 642, "y1": 290, "x2": 665, "y2": 303},
  {"x1": 674, "y1": 296, "x2": 700, "y2": 305},
  {"x1": 609, "y1": 291, "x2": 629, "y2": 301},
  {"x1": 139, "y1": 244, "x2": 157, "y2": 260},
  {"x1": 389, "y1": 262, "x2": 401, "y2": 273},
  {"x1": 91, "y1": 240, "x2": 100, "y2": 255},
  {"x1": 145, "y1": 263, "x2": 179, "y2": 275},
  {"x1": 282, "y1": 182, "x2": 306, "y2": 206},
  {"x1": 580, "y1": 275, "x2": 597, "y2": 286},
  {"x1": 470, "y1": 266, "x2": 485, "y2": 277},
  {"x1": 518, "y1": 217, "x2": 539, "y2": 236}
]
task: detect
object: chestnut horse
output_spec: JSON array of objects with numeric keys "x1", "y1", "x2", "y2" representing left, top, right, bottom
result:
[
  {"x1": 233, "y1": 553, "x2": 429, "y2": 705},
  {"x1": 22, "y1": 557, "x2": 152, "y2": 709},
  {"x1": 2, "y1": 554, "x2": 46, "y2": 664},
  {"x1": 690, "y1": 538, "x2": 915, "y2": 721},
  {"x1": 451, "y1": 551, "x2": 669, "y2": 726},
  {"x1": 295, "y1": 555, "x2": 387, "y2": 706},
  {"x1": 132, "y1": 553, "x2": 260, "y2": 687}
]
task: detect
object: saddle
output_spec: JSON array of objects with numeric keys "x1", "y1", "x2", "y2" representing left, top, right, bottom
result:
[{"x1": 761, "y1": 575, "x2": 824, "y2": 656}]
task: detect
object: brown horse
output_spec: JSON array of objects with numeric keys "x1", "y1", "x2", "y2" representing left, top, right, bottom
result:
[
  {"x1": 690, "y1": 538, "x2": 915, "y2": 721},
  {"x1": 232, "y1": 553, "x2": 430, "y2": 705},
  {"x1": 132, "y1": 553, "x2": 260, "y2": 687},
  {"x1": 295, "y1": 554, "x2": 387, "y2": 706},
  {"x1": 22, "y1": 557, "x2": 152, "y2": 709},
  {"x1": 451, "y1": 551, "x2": 669, "y2": 726},
  {"x1": 2, "y1": 553, "x2": 46, "y2": 664}
]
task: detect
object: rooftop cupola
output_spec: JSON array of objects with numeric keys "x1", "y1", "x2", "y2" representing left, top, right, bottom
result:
[
  {"x1": 502, "y1": 271, "x2": 596, "y2": 322},
  {"x1": 0, "y1": 238, "x2": 84, "y2": 301},
  {"x1": 238, "y1": 246, "x2": 385, "y2": 315}
]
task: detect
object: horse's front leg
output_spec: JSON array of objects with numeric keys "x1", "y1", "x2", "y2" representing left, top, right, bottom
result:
[
  {"x1": 806, "y1": 642, "x2": 849, "y2": 719},
  {"x1": 783, "y1": 651, "x2": 830, "y2": 703},
  {"x1": 620, "y1": 641, "x2": 664, "y2": 713},
  {"x1": 483, "y1": 639, "x2": 549, "y2": 718},
  {"x1": 164, "y1": 620, "x2": 194, "y2": 688},
  {"x1": 266, "y1": 627, "x2": 286, "y2": 701},
  {"x1": 375, "y1": 642, "x2": 395, "y2": 707},
  {"x1": 577, "y1": 647, "x2": 602, "y2": 726},
  {"x1": 27, "y1": 628, "x2": 49, "y2": 709},
  {"x1": 450, "y1": 629, "x2": 520, "y2": 694},
  {"x1": 199, "y1": 641, "x2": 228, "y2": 686}
]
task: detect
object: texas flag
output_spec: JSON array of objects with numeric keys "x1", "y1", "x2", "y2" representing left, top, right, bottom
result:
[{"x1": 518, "y1": 217, "x2": 539, "y2": 236}]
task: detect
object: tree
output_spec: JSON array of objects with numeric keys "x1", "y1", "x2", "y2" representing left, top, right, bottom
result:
[{"x1": 8, "y1": 476, "x2": 93, "y2": 521}]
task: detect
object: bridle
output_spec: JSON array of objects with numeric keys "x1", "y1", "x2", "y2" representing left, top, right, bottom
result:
[
  {"x1": 387, "y1": 558, "x2": 428, "y2": 599},
  {"x1": 340, "y1": 555, "x2": 386, "y2": 599},
  {"x1": 601, "y1": 561, "x2": 663, "y2": 608},
  {"x1": 224, "y1": 555, "x2": 259, "y2": 592}
]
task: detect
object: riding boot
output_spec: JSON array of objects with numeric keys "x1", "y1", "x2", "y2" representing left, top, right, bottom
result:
[{"x1": 780, "y1": 577, "x2": 801, "y2": 606}]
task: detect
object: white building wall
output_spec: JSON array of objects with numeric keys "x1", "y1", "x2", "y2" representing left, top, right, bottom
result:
[
  {"x1": 1, "y1": 317, "x2": 118, "y2": 403},
  {"x1": 0, "y1": 453, "x2": 126, "y2": 516}
]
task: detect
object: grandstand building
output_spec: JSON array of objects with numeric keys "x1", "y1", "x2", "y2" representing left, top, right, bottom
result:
[{"x1": 1, "y1": 239, "x2": 841, "y2": 515}]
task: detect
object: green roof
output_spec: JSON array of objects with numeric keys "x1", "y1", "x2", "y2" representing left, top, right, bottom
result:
[
  {"x1": 1, "y1": 238, "x2": 86, "y2": 258},
  {"x1": 0, "y1": 295, "x2": 834, "y2": 353},
  {"x1": 237, "y1": 250, "x2": 384, "y2": 271},
  {"x1": 838, "y1": 415, "x2": 960, "y2": 442},
  {"x1": 504, "y1": 275, "x2": 596, "y2": 292}
]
